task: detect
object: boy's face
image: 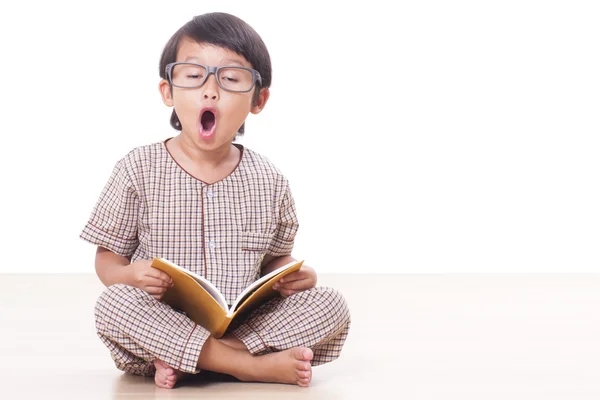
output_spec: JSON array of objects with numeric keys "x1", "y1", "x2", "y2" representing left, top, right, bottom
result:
[{"x1": 159, "y1": 38, "x2": 269, "y2": 151}]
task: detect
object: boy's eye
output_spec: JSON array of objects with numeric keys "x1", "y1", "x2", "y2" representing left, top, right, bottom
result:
[
  {"x1": 221, "y1": 76, "x2": 239, "y2": 82},
  {"x1": 187, "y1": 74, "x2": 203, "y2": 79}
]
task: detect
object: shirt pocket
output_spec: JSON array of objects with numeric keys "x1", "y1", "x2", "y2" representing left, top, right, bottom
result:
[
  {"x1": 241, "y1": 231, "x2": 274, "y2": 252},
  {"x1": 239, "y1": 231, "x2": 274, "y2": 281}
]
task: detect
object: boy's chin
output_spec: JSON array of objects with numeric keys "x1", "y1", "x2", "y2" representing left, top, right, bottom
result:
[
  {"x1": 198, "y1": 130, "x2": 216, "y2": 141},
  {"x1": 191, "y1": 134, "x2": 235, "y2": 150}
]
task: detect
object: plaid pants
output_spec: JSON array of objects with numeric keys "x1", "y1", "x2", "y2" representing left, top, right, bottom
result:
[{"x1": 94, "y1": 284, "x2": 351, "y2": 376}]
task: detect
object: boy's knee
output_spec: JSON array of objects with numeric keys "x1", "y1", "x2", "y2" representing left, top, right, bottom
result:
[
  {"x1": 312, "y1": 287, "x2": 351, "y2": 327},
  {"x1": 94, "y1": 284, "x2": 150, "y2": 324}
]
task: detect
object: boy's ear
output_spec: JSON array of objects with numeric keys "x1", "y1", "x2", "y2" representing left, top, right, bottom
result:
[
  {"x1": 159, "y1": 79, "x2": 174, "y2": 107},
  {"x1": 250, "y1": 88, "x2": 270, "y2": 114}
]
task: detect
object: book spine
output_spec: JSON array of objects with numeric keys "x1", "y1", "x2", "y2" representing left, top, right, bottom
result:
[{"x1": 213, "y1": 316, "x2": 233, "y2": 339}]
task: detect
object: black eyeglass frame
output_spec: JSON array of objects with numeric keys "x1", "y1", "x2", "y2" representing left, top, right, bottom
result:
[{"x1": 165, "y1": 62, "x2": 262, "y2": 93}]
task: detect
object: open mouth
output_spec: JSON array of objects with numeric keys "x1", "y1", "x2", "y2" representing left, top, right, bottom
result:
[{"x1": 200, "y1": 110, "x2": 216, "y2": 132}]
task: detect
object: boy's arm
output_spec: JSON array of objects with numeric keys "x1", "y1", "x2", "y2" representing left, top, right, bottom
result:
[
  {"x1": 95, "y1": 246, "x2": 132, "y2": 287},
  {"x1": 95, "y1": 247, "x2": 174, "y2": 300}
]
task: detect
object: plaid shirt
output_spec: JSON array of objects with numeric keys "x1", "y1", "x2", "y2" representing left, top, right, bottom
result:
[{"x1": 80, "y1": 139, "x2": 299, "y2": 305}]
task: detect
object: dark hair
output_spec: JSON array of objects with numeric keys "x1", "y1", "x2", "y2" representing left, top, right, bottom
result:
[{"x1": 159, "y1": 13, "x2": 272, "y2": 136}]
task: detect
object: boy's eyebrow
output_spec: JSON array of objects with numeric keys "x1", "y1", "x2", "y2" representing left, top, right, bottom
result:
[
  {"x1": 182, "y1": 56, "x2": 246, "y2": 67},
  {"x1": 221, "y1": 58, "x2": 245, "y2": 66}
]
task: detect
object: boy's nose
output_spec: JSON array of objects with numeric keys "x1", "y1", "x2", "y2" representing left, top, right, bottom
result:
[{"x1": 202, "y1": 75, "x2": 220, "y2": 101}]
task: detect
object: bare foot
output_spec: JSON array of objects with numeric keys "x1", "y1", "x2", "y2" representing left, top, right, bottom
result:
[
  {"x1": 238, "y1": 347, "x2": 314, "y2": 387},
  {"x1": 153, "y1": 359, "x2": 189, "y2": 389}
]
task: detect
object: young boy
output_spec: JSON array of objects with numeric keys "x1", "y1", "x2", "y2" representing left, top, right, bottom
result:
[{"x1": 80, "y1": 12, "x2": 351, "y2": 389}]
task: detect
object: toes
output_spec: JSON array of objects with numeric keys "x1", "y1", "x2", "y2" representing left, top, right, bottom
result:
[
  {"x1": 292, "y1": 347, "x2": 313, "y2": 362},
  {"x1": 297, "y1": 378, "x2": 310, "y2": 387},
  {"x1": 298, "y1": 370, "x2": 311, "y2": 378},
  {"x1": 296, "y1": 365, "x2": 312, "y2": 387},
  {"x1": 154, "y1": 359, "x2": 176, "y2": 375},
  {"x1": 155, "y1": 379, "x2": 175, "y2": 389},
  {"x1": 299, "y1": 372, "x2": 311, "y2": 381},
  {"x1": 156, "y1": 368, "x2": 176, "y2": 379},
  {"x1": 295, "y1": 361, "x2": 311, "y2": 371},
  {"x1": 154, "y1": 378, "x2": 168, "y2": 389},
  {"x1": 302, "y1": 348, "x2": 314, "y2": 361},
  {"x1": 155, "y1": 368, "x2": 178, "y2": 389},
  {"x1": 164, "y1": 368, "x2": 176, "y2": 377}
]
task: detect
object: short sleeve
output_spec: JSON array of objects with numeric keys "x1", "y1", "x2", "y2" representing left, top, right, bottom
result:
[
  {"x1": 267, "y1": 182, "x2": 299, "y2": 256},
  {"x1": 79, "y1": 158, "x2": 139, "y2": 257}
]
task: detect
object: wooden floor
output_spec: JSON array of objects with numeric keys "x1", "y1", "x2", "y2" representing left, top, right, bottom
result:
[{"x1": 1, "y1": 273, "x2": 600, "y2": 399}]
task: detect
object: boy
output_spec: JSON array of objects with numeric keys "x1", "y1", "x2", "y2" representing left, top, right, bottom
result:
[{"x1": 81, "y1": 12, "x2": 350, "y2": 389}]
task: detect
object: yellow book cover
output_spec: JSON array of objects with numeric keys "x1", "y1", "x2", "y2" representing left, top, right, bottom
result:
[{"x1": 151, "y1": 258, "x2": 304, "y2": 338}]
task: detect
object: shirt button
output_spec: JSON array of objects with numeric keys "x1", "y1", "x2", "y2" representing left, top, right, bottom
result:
[
  {"x1": 207, "y1": 189, "x2": 214, "y2": 198},
  {"x1": 209, "y1": 240, "x2": 216, "y2": 249}
]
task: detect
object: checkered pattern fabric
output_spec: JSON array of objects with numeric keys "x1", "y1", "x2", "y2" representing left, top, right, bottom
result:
[
  {"x1": 95, "y1": 284, "x2": 209, "y2": 375},
  {"x1": 232, "y1": 286, "x2": 351, "y2": 364},
  {"x1": 82, "y1": 139, "x2": 351, "y2": 375},
  {"x1": 95, "y1": 283, "x2": 350, "y2": 375},
  {"x1": 81, "y1": 140, "x2": 298, "y2": 305}
]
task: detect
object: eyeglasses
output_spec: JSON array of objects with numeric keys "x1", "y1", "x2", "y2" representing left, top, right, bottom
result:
[{"x1": 165, "y1": 62, "x2": 262, "y2": 93}]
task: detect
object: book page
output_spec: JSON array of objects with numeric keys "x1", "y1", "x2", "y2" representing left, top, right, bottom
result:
[
  {"x1": 228, "y1": 259, "x2": 304, "y2": 316},
  {"x1": 157, "y1": 258, "x2": 229, "y2": 311}
]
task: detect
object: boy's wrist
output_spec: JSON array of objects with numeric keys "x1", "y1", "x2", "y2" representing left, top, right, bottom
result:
[
  {"x1": 119, "y1": 264, "x2": 134, "y2": 287},
  {"x1": 96, "y1": 261, "x2": 133, "y2": 288}
]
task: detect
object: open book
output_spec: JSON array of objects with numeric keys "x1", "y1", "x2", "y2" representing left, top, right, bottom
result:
[{"x1": 151, "y1": 258, "x2": 303, "y2": 338}]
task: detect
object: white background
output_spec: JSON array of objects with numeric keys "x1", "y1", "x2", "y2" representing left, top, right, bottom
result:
[{"x1": 0, "y1": 0, "x2": 598, "y2": 273}]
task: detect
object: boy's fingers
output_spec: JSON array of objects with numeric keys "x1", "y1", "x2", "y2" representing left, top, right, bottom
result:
[
  {"x1": 145, "y1": 286, "x2": 167, "y2": 295},
  {"x1": 146, "y1": 277, "x2": 172, "y2": 288},
  {"x1": 279, "y1": 272, "x2": 306, "y2": 284},
  {"x1": 150, "y1": 268, "x2": 173, "y2": 284},
  {"x1": 280, "y1": 279, "x2": 309, "y2": 290}
]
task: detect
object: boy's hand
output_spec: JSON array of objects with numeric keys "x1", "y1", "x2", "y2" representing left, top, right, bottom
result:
[
  {"x1": 272, "y1": 265, "x2": 317, "y2": 297},
  {"x1": 128, "y1": 259, "x2": 174, "y2": 300}
]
